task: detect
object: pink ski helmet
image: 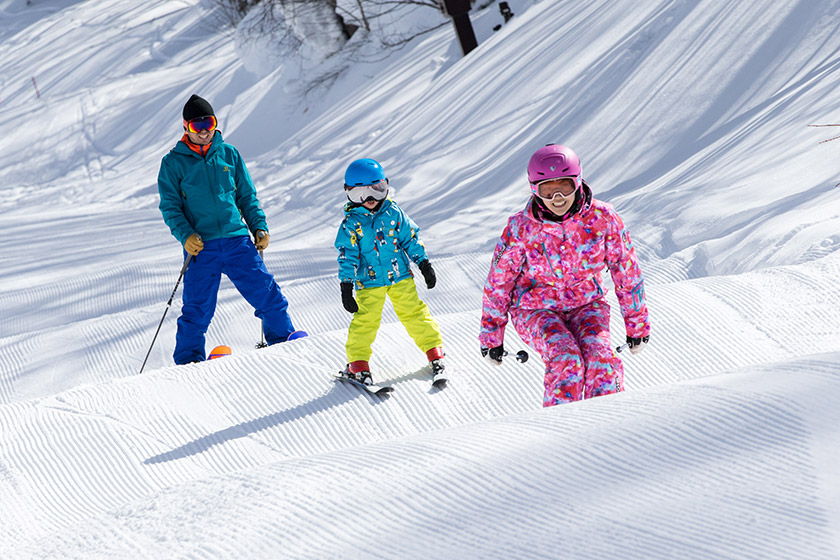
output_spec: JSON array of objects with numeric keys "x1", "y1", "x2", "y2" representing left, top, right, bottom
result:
[{"x1": 527, "y1": 144, "x2": 582, "y2": 195}]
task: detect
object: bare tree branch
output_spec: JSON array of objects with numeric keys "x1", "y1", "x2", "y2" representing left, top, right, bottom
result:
[{"x1": 219, "y1": 0, "x2": 452, "y2": 93}]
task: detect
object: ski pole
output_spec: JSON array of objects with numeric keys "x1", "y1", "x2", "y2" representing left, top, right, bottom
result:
[
  {"x1": 255, "y1": 231, "x2": 268, "y2": 349},
  {"x1": 139, "y1": 255, "x2": 193, "y2": 374},
  {"x1": 502, "y1": 350, "x2": 530, "y2": 363}
]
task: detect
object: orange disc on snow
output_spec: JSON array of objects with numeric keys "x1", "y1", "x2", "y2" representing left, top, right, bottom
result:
[{"x1": 208, "y1": 345, "x2": 232, "y2": 359}]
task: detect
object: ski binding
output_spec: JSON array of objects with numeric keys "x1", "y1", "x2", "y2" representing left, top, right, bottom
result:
[{"x1": 334, "y1": 372, "x2": 394, "y2": 396}]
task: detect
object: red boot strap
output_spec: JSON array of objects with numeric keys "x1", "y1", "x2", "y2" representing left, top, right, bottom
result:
[{"x1": 349, "y1": 360, "x2": 371, "y2": 373}]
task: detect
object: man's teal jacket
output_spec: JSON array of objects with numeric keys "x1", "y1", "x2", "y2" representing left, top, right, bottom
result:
[{"x1": 158, "y1": 130, "x2": 268, "y2": 244}]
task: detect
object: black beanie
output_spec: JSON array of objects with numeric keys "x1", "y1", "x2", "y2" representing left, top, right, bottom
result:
[{"x1": 182, "y1": 94, "x2": 215, "y2": 121}]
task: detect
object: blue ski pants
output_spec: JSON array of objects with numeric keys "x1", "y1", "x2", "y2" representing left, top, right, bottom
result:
[{"x1": 173, "y1": 235, "x2": 295, "y2": 364}]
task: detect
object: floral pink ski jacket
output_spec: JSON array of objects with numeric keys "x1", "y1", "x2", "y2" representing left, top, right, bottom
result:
[{"x1": 479, "y1": 187, "x2": 650, "y2": 349}]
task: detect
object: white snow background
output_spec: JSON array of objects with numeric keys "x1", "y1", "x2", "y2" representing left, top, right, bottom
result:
[{"x1": 1, "y1": 0, "x2": 840, "y2": 558}]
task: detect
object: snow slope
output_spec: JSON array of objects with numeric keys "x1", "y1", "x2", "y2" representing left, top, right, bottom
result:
[{"x1": 1, "y1": 0, "x2": 840, "y2": 558}]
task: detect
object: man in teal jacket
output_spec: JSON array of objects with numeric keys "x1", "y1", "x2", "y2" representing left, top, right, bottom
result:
[{"x1": 157, "y1": 94, "x2": 304, "y2": 364}]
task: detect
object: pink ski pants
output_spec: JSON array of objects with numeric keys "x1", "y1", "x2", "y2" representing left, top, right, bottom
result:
[{"x1": 511, "y1": 299, "x2": 624, "y2": 407}]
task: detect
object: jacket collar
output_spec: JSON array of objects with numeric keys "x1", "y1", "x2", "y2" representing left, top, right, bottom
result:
[
  {"x1": 344, "y1": 198, "x2": 393, "y2": 217},
  {"x1": 173, "y1": 130, "x2": 223, "y2": 158}
]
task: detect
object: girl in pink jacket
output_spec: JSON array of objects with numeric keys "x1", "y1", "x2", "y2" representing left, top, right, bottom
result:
[{"x1": 479, "y1": 145, "x2": 650, "y2": 407}]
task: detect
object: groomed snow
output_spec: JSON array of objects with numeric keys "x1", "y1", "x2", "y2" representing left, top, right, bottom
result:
[{"x1": 1, "y1": 0, "x2": 839, "y2": 558}]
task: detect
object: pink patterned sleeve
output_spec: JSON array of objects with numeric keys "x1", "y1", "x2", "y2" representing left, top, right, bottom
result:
[
  {"x1": 479, "y1": 220, "x2": 526, "y2": 348},
  {"x1": 605, "y1": 210, "x2": 650, "y2": 338}
]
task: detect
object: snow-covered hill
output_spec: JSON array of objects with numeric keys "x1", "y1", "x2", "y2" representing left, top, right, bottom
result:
[{"x1": 1, "y1": 0, "x2": 839, "y2": 558}]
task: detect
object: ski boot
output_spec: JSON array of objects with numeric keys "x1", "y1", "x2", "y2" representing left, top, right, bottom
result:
[
  {"x1": 426, "y1": 348, "x2": 448, "y2": 387},
  {"x1": 336, "y1": 360, "x2": 393, "y2": 395},
  {"x1": 286, "y1": 330, "x2": 309, "y2": 341},
  {"x1": 341, "y1": 360, "x2": 375, "y2": 386},
  {"x1": 257, "y1": 330, "x2": 308, "y2": 349}
]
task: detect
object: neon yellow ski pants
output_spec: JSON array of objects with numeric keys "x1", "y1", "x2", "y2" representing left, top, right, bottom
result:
[{"x1": 346, "y1": 278, "x2": 443, "y2": 363}]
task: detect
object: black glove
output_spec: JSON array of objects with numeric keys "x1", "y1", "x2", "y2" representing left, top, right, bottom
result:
[
  {"x1": 418, "y1": 260, "x2": 436, "y2": 289},
  {"x1": 626, "y1": 335, "x2": 649, "y2": 355},
  {"x1": 340, "y1": 282, "x2": 358, "y2": 313},
  {"x1": 480, "y1": 345, "x2": 505, "y2": 365}
]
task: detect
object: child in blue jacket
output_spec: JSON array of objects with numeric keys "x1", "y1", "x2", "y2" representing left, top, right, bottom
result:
[
  {"x1": 157, "y1": 94, "x2": 304, "y2": 364},
  {"x1": 335, "y1": 158, "x2": 445, "y2": 385}
]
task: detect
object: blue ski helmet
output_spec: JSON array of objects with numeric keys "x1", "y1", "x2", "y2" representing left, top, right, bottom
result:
[{"x1": 344, "y1": 158, "x2": 387, "y2": 187}]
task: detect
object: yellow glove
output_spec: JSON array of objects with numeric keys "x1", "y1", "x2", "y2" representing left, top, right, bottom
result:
[
  {"x1": 254, "y1": 230, "x2": 269, "y2": 251},
  {"x1": 184, "y1": 233, "x2": 204, "y2": 256}
]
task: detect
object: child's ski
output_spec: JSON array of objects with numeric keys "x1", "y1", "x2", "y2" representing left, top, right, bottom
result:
[{"x1": 334, "y1": 374, "x2": 394, "y2": 396}]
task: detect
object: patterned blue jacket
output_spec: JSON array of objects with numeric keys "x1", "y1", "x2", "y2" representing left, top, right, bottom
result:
[{"x1": 335, "y1": 199, "x2": 428, "y2": 289}]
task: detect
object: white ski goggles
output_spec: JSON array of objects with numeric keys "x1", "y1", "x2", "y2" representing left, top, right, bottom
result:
[
  {"x1": 531, "y1": 177, "x2": 579, "y2": 202},
  {"x1": 345, "y1": 179, "x2": 389, "y2": 203}
]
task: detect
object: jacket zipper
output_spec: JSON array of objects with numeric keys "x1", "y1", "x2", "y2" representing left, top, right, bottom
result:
[
  {"x1": 516, "y1": 278, "x2": 536, "y2": 307},
  {"x1": 541, "y1": 242, "x2": 564, "y2": 280},
  {"x1": 202, "y1": 152, "x2": 223, "y2": 239}
]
